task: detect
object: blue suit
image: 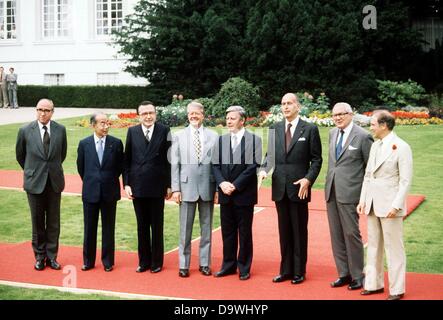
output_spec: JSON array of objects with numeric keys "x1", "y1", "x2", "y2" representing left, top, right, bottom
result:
[{"x1": 77, "y1": 134, "x2": 124, "y2": 268}]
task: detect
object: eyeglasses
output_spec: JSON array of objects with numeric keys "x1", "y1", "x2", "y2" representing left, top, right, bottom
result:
[
  {"x1": 36, "y1": 108, "x2": 53, "y2": 113},
  {"x1": 332, "y1": 112, "x2": 350, "y2": 118}
]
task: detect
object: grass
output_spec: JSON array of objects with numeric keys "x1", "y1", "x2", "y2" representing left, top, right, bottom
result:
[
  {"x1": 0, "y1": 117, "x2": 442, "y2": 299},
  {"x1": 0, "y1": 190, "x2": 221, "y2": 253}
]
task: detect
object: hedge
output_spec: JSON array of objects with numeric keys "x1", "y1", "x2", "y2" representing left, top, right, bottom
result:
[{"x1": 18, "y1": 85, "x2": 168, "y2": 108}]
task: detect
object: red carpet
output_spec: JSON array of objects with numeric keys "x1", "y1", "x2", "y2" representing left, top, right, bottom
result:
[{"x1": 1, "y1": 169, "x2": 440, "y2": 300}]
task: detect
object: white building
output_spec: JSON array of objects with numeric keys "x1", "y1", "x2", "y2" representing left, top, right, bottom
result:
[{"x1": 0, "y1": 0, "x2": 147, "y2": 86}]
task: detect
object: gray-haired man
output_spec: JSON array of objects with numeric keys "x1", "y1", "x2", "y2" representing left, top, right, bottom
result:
[
  {"x1": 325, "y1": 102, "x2": 373, "y2": 290},
  {"x1": 171, "y1": 101, "x2": 219, "y2": 277}
]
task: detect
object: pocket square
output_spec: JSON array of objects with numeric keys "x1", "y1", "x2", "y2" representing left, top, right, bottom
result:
[
  {"x1": 348, "y1": 145, "x2": 358, "y2": 150},
  {"x1": 298, "y1": 137, "x2": 306, "y2": 141}
]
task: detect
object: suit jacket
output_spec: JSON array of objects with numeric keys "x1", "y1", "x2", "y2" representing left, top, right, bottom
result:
[
  {"x1": 359, "y1": 132, "x2": 413, "y2": 217},
  {"x1": 6, "y1": 73, "x2": 17, "y2": 90},
  {"x1": 123, "y1": 123, "x2": 171, "y2": 198},
  {"x1": 263, "y1": 119, "x2": 322, "y2": 202},
  {"x1": 325, "y1": 124, "x2": 373, "y2": 203},
  {"x1": 171, "y1": 126, "x2": 218, "y2": 202},
  {"x1": 77, "y1": 135, "x2": 124, "y2": 203},
  {"x1": 212, "y1": 130, "x2": 262, "y2": 206},
  {"x1": 16, "y1": 120, "x2": 67, "y2": 194}
]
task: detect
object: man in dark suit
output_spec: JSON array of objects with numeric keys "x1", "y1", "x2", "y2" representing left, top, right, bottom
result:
[
  {"x1": 16, "y1": 98, "x2": 67, "y2": 271},
  {"x1": 260, "y1": 93, "x2": 322, "y2": 284},
  {"x1": 212, "y1": 106, "x2": 262, "y2": 281},
  {"x1": 325, "y1": 103, "x2": 373, "y2": 290},
  {"x1": 77, "y1": 112, "x2": 124, "y2": 272},
  {"x1": 123, "y1": 101, "x2": 172, "y2": 273}
]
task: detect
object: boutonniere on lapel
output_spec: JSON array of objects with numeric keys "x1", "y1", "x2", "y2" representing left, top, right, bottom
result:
[{"x1": 392, "y1": 144, "x2": 397, "y2": 150}]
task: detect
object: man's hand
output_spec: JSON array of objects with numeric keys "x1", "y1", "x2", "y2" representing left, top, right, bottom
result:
[
  {"x1": 293, "y1": 178, "x2": 310, "y2": 199},
  {"x1": 258, "y1": 171, "x2": 267, "y2": 189},
  {"x1": 356, "y1": 203, "x2": 365, "y2": 215},
  {"x1": 165, "y1": 188, "x2": 172, "y2": 200},
  {"x1": 220, "y1": 181, "x2": 235, "y2": 195},
  {"x1": 124, "y1": 185, "x2": 134, "y2": 200},
  {"x1": 387, "y1": 208, "x2": 399, "y2": 218},
  {"x1": 172, "y1": 191, "x2": 182, "y2": 204}
]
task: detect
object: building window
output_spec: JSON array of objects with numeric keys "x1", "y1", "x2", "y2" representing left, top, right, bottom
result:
[
  {"x1": 96, "y1": 0, "x2": 123, "y2": 36},
  {"x1": 0, "y1": 0, "x2": 16, "y2": 40},
  {"x1": 42, "y1": 0, "x2": 70, "y2": 39},
  {"x1": 44, "y1": 74, "x2": 65, "y2": 85},
  {"x1": 97, "y1": 73, "x2": 118, "y2": 85}
]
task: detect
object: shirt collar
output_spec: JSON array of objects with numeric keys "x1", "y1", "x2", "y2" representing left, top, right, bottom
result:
[
  {"x1": 94, "y1": 133, "x2": 106, "y2": 144},
  {"x1": 285, "y1": 116, "x2": 300, "y2": 129},
  {"x1": 231, "y1": 127, "x2": 245, "y2": 140},
  {"x1": 341, "y1": 121, "x2": 353, "y2": 134},
  {"x1": 142, "y1": 123, "x2": 155, "y2": 135},
  {"x1": 38, "y1": 121, "x2": 51, "y2": 131}
]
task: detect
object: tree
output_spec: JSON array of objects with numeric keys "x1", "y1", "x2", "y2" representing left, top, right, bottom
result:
[{"x1": 114, "y1": 0, "x2": 425, "y2": 108}]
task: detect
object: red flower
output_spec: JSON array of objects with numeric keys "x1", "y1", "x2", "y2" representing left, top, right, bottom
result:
[{"x1": 392, "y1": 144, "x2": 397, "y2": 150}]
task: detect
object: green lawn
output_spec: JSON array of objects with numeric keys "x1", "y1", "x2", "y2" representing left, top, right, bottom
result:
[{"x1": 0, "y1": 117, "x2": 442, "y2": 299}]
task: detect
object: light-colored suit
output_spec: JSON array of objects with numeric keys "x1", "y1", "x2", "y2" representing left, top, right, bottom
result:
[
  {"x1": 6, "y1": 72, "x2": 18, "y2": 108},
  {"x1": 325, "y1": 123, "x2": 373, "y2": 280},
  {"x1": 359, "y1": 131, "x2": 413, "y2": 295},
  {"x1": 0, "y1": 71, "x2": 8, "y2": 107},
  {"x1": 171, "y1": 125, "x2": 218, "y2": 269}
]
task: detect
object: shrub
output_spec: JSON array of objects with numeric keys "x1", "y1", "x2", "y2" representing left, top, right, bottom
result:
[
  {"x1": 212, "y1": 77, "x2": 261, "y2": 118},
  {"x1": 156, "y1": 99, "x2": 190, "y2": 127},
  {"x1": 428, "y1": 94, "x2": 443, "y2": 118},
  {"x1": 19, "y1": 85, "x2": 168, "y2": 108},
  {"x1": 376, "y1": 79, "x2": 426, "y2": 110}
]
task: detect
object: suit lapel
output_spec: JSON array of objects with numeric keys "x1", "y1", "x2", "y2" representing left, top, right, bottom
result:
[
  {"x1": 101, "y1": 136, "x2": 113, "y2": 166},
  {"x1": 336, "y1": 126, "x2": 357, "y2": 161},
  {"x1": 87, "y1": 136, "x2": 101, "y2": 167},
  {"x1": 287, "y1": 120, "x2": 306, "y2": 154},
  {"x1": 330, "y1": 128, "x2": 338, "y2": 163},
  {"x1": 276, "y1": 122, "x2": 286, "y2": 153}
]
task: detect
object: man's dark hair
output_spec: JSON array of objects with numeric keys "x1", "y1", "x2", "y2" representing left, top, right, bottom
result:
[
  {"x1": 90, "y1": 112, "x2": 106, "y2": 125},
  {"x1": 374, "y1": 109, "x2": 396, "y2": 131},
  {"x1": 137, "y1": 101, "x2": 155, "y2": 115}
]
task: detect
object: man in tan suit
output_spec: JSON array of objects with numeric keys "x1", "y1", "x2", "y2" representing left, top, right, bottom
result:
[{"x1": 357, "y1": 110, "x2": 413, "y2": 300}]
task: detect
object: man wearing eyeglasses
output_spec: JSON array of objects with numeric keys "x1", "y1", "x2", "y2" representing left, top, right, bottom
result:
[
  {"x1": 123, "y1": 101, "x2": 172, "y2": 274},
  {"x1": 16, "y1": 99, "x2": 67, "y2": 271},
  {"x1": 325, "y1": 103, "x2": 373, "y2": 290}
]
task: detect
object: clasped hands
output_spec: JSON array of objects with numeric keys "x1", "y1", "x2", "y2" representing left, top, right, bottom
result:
[{"x1": 219, "y1": 181, "x2": 236, "y2": 196}]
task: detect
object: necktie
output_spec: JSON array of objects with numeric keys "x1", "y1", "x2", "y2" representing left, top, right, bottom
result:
[
  {"x1": 231, "y1": 135, "x2": 238, "y2": 151},
  {"x1": 335, "y1": 130, "x2": 344, "y2": 160},
  {"x1": 285, "y1": 123, "x2": 292, "y2": 153},
  {"x1": 42, "y1": 125, "x2": 50, "y2": 157},
  {"x1": 97, "y1": 139, "x2": 104, "y2": 165},
  {"x1": 193, "y1": 129, "x2": 201, "y2": 162},
  {"x1": 145, "y1": 129, "x2": 150, "y2": 143}
]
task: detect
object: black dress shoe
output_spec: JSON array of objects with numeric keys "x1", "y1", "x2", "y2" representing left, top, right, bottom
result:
[
  {"x1": 291, "y1": 275, "x2": 306, "y2": 284},
  {"x1": 272, "y1": 274, "x2": 292, "y2": 283},
  {"x1": 214, "y1": 269, "x2": 236, "y2": 277},
  {"x1": 34, "y1": 260, "x2": 45, "y2": 271},
  {"x1": 348, "y1": 277, "x2": 364, "y2": 290},
  {"x1": 179, "y1": 269, "x2": 189, "y2": 277},
  {"x1": 199, "y1": 266, "x2": 212, "y2": 276},
  {"x1": 81, "y1": 265, "x2": 94, "y2": 271},
  {"x1": 387, "y1": 293, "x2": 404, "y2": 300},
  {"x1": 361, "y1": 288, "x2": 384, "y2": 295},
  {"x1": 136, "y1": 266, "x2": 149, "y2": 273},
  {"x1": 330, "y1": 275, "x2": 352, "y2": 288},
  {"x1": 239, "y1": 273, "x2": 250, "y2": 280},
  {"x1": 46, "y1": 259, "x2": 61, "y2": 270},
  {"x1": 104, "y1": 266, "x2": 113, "y2": 272},
  {"x1": 150, "y1": 267, "x2": 162, "y2": 273}
]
